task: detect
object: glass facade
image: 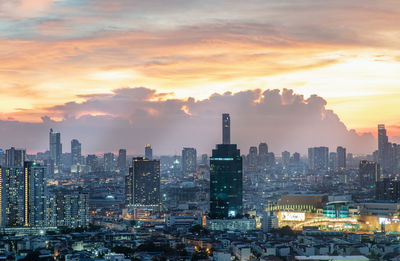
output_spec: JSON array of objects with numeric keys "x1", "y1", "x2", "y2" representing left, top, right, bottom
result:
[{"x1": 210, "y1": 144, "x2": 242, "y2": 219}]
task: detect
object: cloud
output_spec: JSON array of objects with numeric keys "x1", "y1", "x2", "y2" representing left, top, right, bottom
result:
[
  {"x1": 0, "y1": 0, "x2": 55, "y2": 19},
  {"x1": 0, "y1": 87, "x2": 376, "y2": 155}
]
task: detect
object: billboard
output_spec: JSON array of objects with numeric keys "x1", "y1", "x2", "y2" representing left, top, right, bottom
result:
[{"x1": 281, "y1": 212, "x2": 305, "y2": 221}]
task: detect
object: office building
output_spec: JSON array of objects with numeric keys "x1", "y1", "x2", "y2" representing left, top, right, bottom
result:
[
  {"x1": 336, "y1": 146, "x2": 346, "y2": 170},
  {"x1": 71, "y1": 139, "x2": 81, "y2": 165},
  {"x1": 127, "y1": 157, "x2": 161, "y2": 210},
  {"x1": 49, "y1": 129, "x2": 62, "y2": 167},
  {"x1": 182, "y1": 147, "x2": 197, "y2": 176},
  {"x1": 308, "y1": 147, "x2": 329, "y2": 171},
  {"x1": 201, "y1": 154, "x2": 208, "y2": 166},
  {"x1": 103, "y1": 152, "x2": 114, "y2": 172},
  {"x1": 210, "y1": 114, "x2": 243, "y2": 219},
  {"x1": 118, "y1": 149, "x2": 127, "y2": 170},
  {"x1": 5, "y1": 147, "x2": 25, "y2": 167},
  {"x1": 292, "y1": 152, "x2": 300, "y2": 163},
  {"x1": 359, "y1": 160, "x2": 380, "y2": 187},
  {"x1": 258, "y1": 142, "x2": 269, "y2": 169},
  {"x1": 145, "y1": 144, "x2": 153, "y2": 160},
  {"x1": 329, "y1": 152, "x2": 337, "y2": 171}
]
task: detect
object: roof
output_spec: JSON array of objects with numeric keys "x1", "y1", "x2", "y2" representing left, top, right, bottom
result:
[{"x1": 295, "y1": 256, "x2": 369, "y2": 261}]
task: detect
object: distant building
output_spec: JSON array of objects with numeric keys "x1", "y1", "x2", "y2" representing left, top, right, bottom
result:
[
  {"x1": 359, "y1": 160, "x2": 380, "y2": 187},
  {"x1": 308, "y1": 147, "x2": 329, "y2": 171},
  {"x1": 145, "y1": 144, "x2": 153, "y2": 160},
  {"x1": 182, "y1": 147, "x2": 197, "y2": 176},
  {"x1": 210, "y1": 114, "x2": 243, "y2": 219},
  {"x1": 5, "y1": 147, "x2": 25, "y2": 167},
  {"x1": 71, "y1": 139, "x2": 82, "y2": 165},
  {"x1": 103, "y1": 152, "x2": 115, "y2": 172},
  {"x1": 292, "y1": 152, "x2": 300, "y2": 163},
  {"x1": 258, "y1": 142, "x2": 268, "y2": 169},
  {"x1": 201, "y1": 154, "x2": 208, "y2": 166},
  {"x1": 118, "y1": 149, "x2": 127, "y2": 170},
  {"x1": 329, "y1": 152, "x2": 337, "y2": 170},
  {"x1": 247, "y1": 146, "x2": 258, "y2": 171},
  {"x1": 86, "y1": 154, "x2": 98, "y2": 172},
  {"x1": 49, "y1": 129, "x2": 62, "y2": 167},
  {"x1": 336, "y1": 146, "x2": 346, "y2": 170},
  {"x1": 282, "y1": 151, "x2": 290, "y2": 169}
]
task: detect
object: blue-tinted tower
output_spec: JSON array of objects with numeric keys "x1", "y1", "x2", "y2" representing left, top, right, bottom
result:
[{"x1": 210, "y1": 114, "x2": 243, "y2": 219}]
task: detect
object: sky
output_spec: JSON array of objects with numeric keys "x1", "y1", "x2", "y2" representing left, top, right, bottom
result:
[{"x1": 0, "y1": 0, "x2": 400, "y2": 154}]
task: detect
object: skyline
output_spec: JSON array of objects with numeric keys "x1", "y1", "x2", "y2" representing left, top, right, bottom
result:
[{"x1": 0, "y1": 0, "x2": 400, "y2": 138}]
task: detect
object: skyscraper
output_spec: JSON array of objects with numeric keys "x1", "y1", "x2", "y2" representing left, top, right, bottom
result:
[
  {"x1": 282, "y1": 151, "x2": 290, "y2": 169},
  {"x1": 378, "y1": 124, "x2": 389, "y2": 171},
  {"x1": 5, "y1": 147, "x2": 25, "y2": 167},
  {"x1": 336, "y1": 146, "x2": 346, "y2": 170},
  {"x1": 71, "y1": 139, "x2": 82, "y2": 165},
  {"x1": 222, "y1": 113, "x2": 230, "y2": 144},
  {"x1": 127, "y1": 157, "x2": 161, "y2": 210},
  {"x1": 308, "y1": 147, "x2": 329, "y2": 171},
  {"x1": 103, "y1": 153, "x2": 115, "y2": 172},
  {"x1": 210, "y1": 114, "x2": 243, "y2": 219},
  {"x1": 86, "y1": 154, "x2": 98, "y2": 172},
  {"x1": 258, "y1": 142, "x2": 269, "y2": 169},
  {"x1": 145, "y1": 144, "x2": 153, "y2": 160},
  {"x1": 182, "y1": 147, "x2": 197, "y2": 176},
  {"x1": 247, "y1": 146, "x2": 258, "y2": 171},
  {"x1": 376, "y1": 178, "x2": 400, "y2": 201},
  {"x1": 118, "y1": 149, "x2": 127, "y2": 170},
  {"x1": 49, "y1": 129, "x2": 62, "y2": 167},
  {"x1": 359, "y1": 160, "x2": 380, "y2": 187}
]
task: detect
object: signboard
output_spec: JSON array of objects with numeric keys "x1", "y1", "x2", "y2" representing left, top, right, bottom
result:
[{"x1": 281, "y1": 212, "x2": 305, "y2": 221}]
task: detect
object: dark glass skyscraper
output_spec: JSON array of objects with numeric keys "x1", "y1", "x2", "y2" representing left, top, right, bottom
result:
[
  {"x1": 118, "y1": 149, "x2": 127, "y2": 170},
  {"x1": 210, "y1": 114, "x2": 243, "y2": 219},
  {"x1": 49, "y1": 129, "x2": 62, "y2": 167},
  {"x1": 145, "y1": 144, "x2": 153, "y2": 160},
  {"x1": 359, "y1": 160, "x2": 380, "y2": 187}
]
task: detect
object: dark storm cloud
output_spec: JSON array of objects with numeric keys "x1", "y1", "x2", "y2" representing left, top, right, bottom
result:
[{"x1": 0, "y1": 88, "x2": 375, "y2": 155}]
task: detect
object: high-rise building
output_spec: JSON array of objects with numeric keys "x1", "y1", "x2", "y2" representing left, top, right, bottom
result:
[
  {"x1": 86, "y1": 154, "x2": 98, "y2": 172},
  {"x1": 376, "y1": 178, "x2": 400, "y2": 201},
  {"x1": 210, "y1": 114, "x2": 243, "y2": 219},
  {"x1": 336, "y1": 146, "x2": 346, "y2": 170},
  {"x1": 247, "y1": 147, "x2": 258, "y2": 171},
  {"x1": 359, "y1": 160, "x2": 380, "y2": 187},
  {"x1": 222, "y1": 113, "x2": 230, "y2": 144},
  {"x1": 258, "y1": 143, "x2": 269, "y2": 169},
  {"x1": 201, "y1": 154, "x2": 208, "y2": 166},
  {"x1": 49, "y1": 129, "x2": 62, "y2": 167},
  {"x1": 292, "y1": 152, "x2": 300, "y2": 163},
  {"x1": 1, "y1": 162, "x2": 46, "y2": 227},
  {"x1": 145, "y1": 144, "x2": 153, "y2": 160},
  {"x1": 182, "y1": 148, "x2": 197, "y2": 176},
  {"x1": 282, "y1": 151, "x2": 290, "y2": 169},
  {"x1": 71, "y1": 139, "x2": 82, "y2": 165},
  {"x1": 5, "y1": 147, "x2": 25, "y2": 167},
  {"x1": 308, "y1": 147, "x2": 329, "y2": 171},
  {"x1": 329, "y1": 152, "x2": 337, "y2": 171},
  {"x1": 103, "y1": 152, "x2": 115, "y2": 172},
  {"x1": 54, "y1": 188, "x2": 89, "y2": 228},
  {"x1": 127, "y1": 157, "x2": 161, "y2": 210},
  {"x1": 118, "y1": 149, "x2": 127, "y2": 170}
]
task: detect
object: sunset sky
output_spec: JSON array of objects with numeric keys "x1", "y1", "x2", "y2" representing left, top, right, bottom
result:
[{"x1": 1, "y1": 0, "x2": 400, "y2": 154}]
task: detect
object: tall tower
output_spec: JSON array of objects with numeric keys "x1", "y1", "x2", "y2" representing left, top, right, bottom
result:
[
  {"x1": 118, "y1": 149, "x2": 127, "y2": 170},
  {"x1": 378, "y1": 124, "x2": 389, "y2": 171},
  {"x1": 336, "y1": 146, "x2": 346, "y2": 170},
  {"x1": 5, "y1": 147, "x2": 25, "y2": 167},
  {"x1": 71, "y1": 139, "x2": 82, "y2": 165},
  {"x1": 222, "y1": 113, "x2": 230, "y2": 145},
  {"x1": 49, "y1": 129, "x2": 62, "y2": 167},
  {"x1": 210, "y1": 114, "x2": 243, "y2": 219}
]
